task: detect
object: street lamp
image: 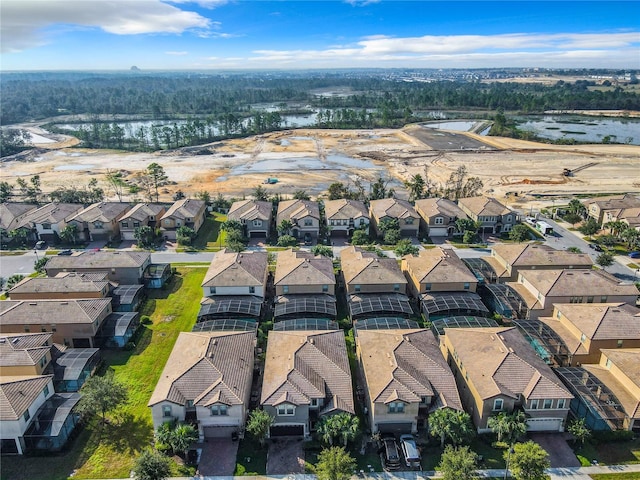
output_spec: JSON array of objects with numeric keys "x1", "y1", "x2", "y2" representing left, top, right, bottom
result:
[
  {"x1": 504, "y1": 445, "x2": 515, "y2": 480},
  {"x1": 33, "y1": 248, "x2": 39, "y2": 261}
]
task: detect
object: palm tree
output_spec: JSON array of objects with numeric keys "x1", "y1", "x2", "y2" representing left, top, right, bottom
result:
[
  {"x1": 59, "y1": 223, "x2": 79, "y2": 245},
  {"x1": 568, "y1": 198, "x2": 586, "y2": 217},
  {"x1": 429, "y1": 408, "x2": 474, "y2": 448},
  {"x1": 170, "y1": 423, "x2": 198, "y2": 458},
  {"x1": 488, "y1": 411, "x2": 527, "y2": 444},
  {"x1": 604, "y1": 220, "x2": 626, "y2": 240},
  {"x1": 277, "y1": 219, "x2": 293, "y2": 236},
  {"x1": 404, "y1": 174, "x2": 425, "y2": 202},
  {"x1": 621, "y1": 227, "x2": 640, "y2": 250},
  {"x1": 335, "y1": 413, "x2": 359, "y2": 447},
  {"x1": 317, "y1": 415, "x2": 340, "y2": 446}
]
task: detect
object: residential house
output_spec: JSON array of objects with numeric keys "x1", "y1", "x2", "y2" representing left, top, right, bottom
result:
[
  {"x1": 340, "y1": 246, "x2": 412, "y2": 319},
  {"x1": 160, "y1": 198, "x2": 207, "y2": 241},
  {"x1": 67, "y1": 202, "x2": 131, "y2": 242},
  {"x1": 457, "y1": 196, "x2": 519, "y2": 234},
  {"x1": 0, "y1": 333, "x2": 53, "y2": 377},
  {"x1": 583, "y1": 194, "x2": 640, "y2": 226},
  {"x1": 0, "y1": 298, "x2": 113, "y2": 348},
  {"x1": 415, "y1": 197, "x2": 468, "y2": 238},
  {"x1": 227, "y1": 200, "x2": 273, "y2": 239},
  {"x1": 7, "y1": 272, "x2": 111, "y2": 301},
  {"x1": 198, "y1": 250, "x2": 268, "y2": 322},
  {"x1": 0, "y1": 203, "x2": 38, "y2": 244},
  {"x1": 401, "y1": 247, "x2": 478, "y2": 297},
  {"x1": 149, "y1": 330, "x2": 256, "y2": 440},
  {"x1": 355, "y1": 327, "x2": 462, "y2": 434},
  {"x1": 119, "y1": 203, "x2": 167, "y2": 240},
  {"x1": 442, "y1": 327, "x2": 573, "y2": 432},
  {"x1": 1, "y1": 375, "x2": 81, "y2": 454},
  {"x1": 538, "y1": 303, "x2": 640, "y2": 366},
  {"x1": 483, "y1": 244, "x2": 593, "y2": 283},
  {"x1": 276, "y1": 199, "x2": 320, "y2": 241},
  {"x1": 17, "y1": 203, "x2": 84, "y2": 243},
  {"x1": 324, "y1": 199, "x2": 369, "y2": 237},
  {"x1": 618, "y1": 208, "x2": 640, "y2": 232},
  {"x1": 507, "y1": 269, "x2": 639, "y2": 320},
  {"x1": 273, "y1": 250, "x2": 336, "y2": 319},
  {"x1": 581, "y1": 349, "x2": 640, "y2": 432},
  {"x1": 369, "y1": 198, "x2": 420, "y2": 238},
  {"x1": 45, "y1": 251, "x2": 152, "y2": 284},
  {"x1": 261, "y1": 328, "x2": 354, "y2": 438}
]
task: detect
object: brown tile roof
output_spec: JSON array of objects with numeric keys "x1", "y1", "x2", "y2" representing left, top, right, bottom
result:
[
  {"x1": 491, "y1": 244, "x2": 593, "y2": 268},
  {"x1": 274, "y1": 250, "x2": 335, "y2": 286},
  {"x1": 537, "y1": 317, "x2": 588, "y2": 356},
  {"x1": 276, "y1": 199, "x2": 320, "y2": 224},
  {"x1": 415, "y1": 198, "x2": 467, "y2": 222},
  {"x1": 202, "y1": 249, "x2": 268, "y2": 287},
  {"x1": 584, "y1": 194, "x2": 640, "y2": 210},
  {"x1": 444, "y1": 327, "x2": 572, "y2": 401},
  {"x1": 261, "y1": 329, "x2": 354, "y2": 414},
  {"x1": 18, "y1": 203, "x2": 84, "y2": 228},
  {"x1": 340, "y1": 246, "x2": 406, "y2": 287},
  {"x1": 0, "y1": 375, "x2": 52, "y2": 421},
  {"x1": 324, "y1": 199, "x2": 368, "y2": 221},
  {"x1": 517, "y1": 269, "x2": 639, "y2": 298},
  {"x1": 0, "y1": 299, "x2": 112, "y2": 325},
  {"x1": 45, "y1": 250, "x2": 150, "y2": 270},
  {"x1": 119, "y1": 203, "x2": 167, "y2": 222},
  {"x1": 68, "y1": 202, "x2": 131, "y2": 223},
  {"x1": 161, "y1": 198, "x2": 206, "y2": 221},
  {"x1": 228, "y1": 200, "x2": 273, "y2": 222},
  {"x1": 149, "y1": 331, "x2": 255, "y2": 407},
  {"x1": 553, "y1": 303, "x2": 640, "y2": 341},
  {"x1": 357, "y1": 328, "x2": 462, "y2": 411},
  {"x1": 369, "y1": 198, "x2": 418, "y2": 221},
  {"x1": 458, "y1": 196, "x2": 512, "y2": 217},
  {"x1": 403, "y1": 247, "x2": 477, "y2": 285},
  {"x1": 8, "y1": 273, "x2": 109, "y2": 297},
  {"x1": 0, "y1": 203, "x2": 38, "y2": 231},
  {"x1": 0, "y1": 333, "x2": 51, "y2": 368}
]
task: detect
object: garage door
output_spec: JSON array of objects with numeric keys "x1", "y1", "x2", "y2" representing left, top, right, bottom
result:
[
  {"x1": 377, "y1": 422, "x2": 413, "y2": 434},
  {"x1": 527, "y1": 418, "x2": 563, "y2": 432},
  {"x1": 249, "y1": 231, "x2": 267, "y2": 238},
  {"x1": 428, "y1": 227, "x2": 448, "y2": 237},
  {"x1": 203, "y1": 425, "x2": 238, "y2": 438},
  {"x1": 270, "y1": 424, "x2": 304, "y2": 437},
  {"x1": 330, "y1": 230, "x2": 349, "y2": 237}
]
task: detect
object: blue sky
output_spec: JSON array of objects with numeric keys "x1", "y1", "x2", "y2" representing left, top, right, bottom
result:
[{"x1": 1, "y1": 1, "x2": 639, "y2": 70}]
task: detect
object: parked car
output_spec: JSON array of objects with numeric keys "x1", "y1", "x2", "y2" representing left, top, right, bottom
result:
[
  {"x1": 629, "y1": 251, "x2": 640, "y2": 259},
  {"x1": 379, "y1": 435, "x2": 401, "y2": 471},
  {"x1": 304, "y1": 233, "x2": 313, "y2": 245},
  {"x1": 57, "y1": 249, "x2": 73, "y2": 256},
  {"x1": 399, "y1": 434, "x2": 421, "y2": 468},
  {"x1": 589, "y1": 243, "x2": 603, "y2": 252},
  {"x1": 35, "y1": 240, "x2": 46, "y2": 250}
]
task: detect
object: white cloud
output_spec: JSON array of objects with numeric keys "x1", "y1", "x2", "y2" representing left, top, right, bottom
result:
[
  {"x1": 1, "y1": 0, "x2": 211, "y2": 53},
  {"x1": 165, "y1": 51, "x2": 189, "y2": 55},
  {"x1": 344, "y1": 0, "x2": 381, "y2": 6},
  {"x1": 165, "y1": 0, "x2": 227, "y2": 8}
]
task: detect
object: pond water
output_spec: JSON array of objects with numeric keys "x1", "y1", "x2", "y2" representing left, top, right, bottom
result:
[{"x1": 516, "y1": 115, "x2": 639, "y2": 145}]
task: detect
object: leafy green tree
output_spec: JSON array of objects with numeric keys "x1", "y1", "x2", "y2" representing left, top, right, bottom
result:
[
  {"x1": 154, "y1": 421, "x2": 175, "y2": 448},
  {"x1": 578, "y1": 218, "x2": 599, "y2": 238},
  {"x1": 508, "y1": 441, "x2": 550, "y2": 480},
  {"x1": 378, "y1": 217, "x2": 400, "y2": 235},
  {"x1": 16, "y1": 175, "x2": 41, "y2": 204},
  {"x1": 132, "y1": 448, "x2": 171, "y2": 480},
  {"x1": 134, "y1": 225, "x2": 156, "y2": 249},
  {"x1": 429, "y1": 408, "x2": 475, "y2": 448},
  {"x1": 312, "y1": 245, "x2": 333, "y2": 258},
  {"x1": 438, "y1": 445, "x2": 478, "y2": 480},
  {"x1": 463, "y1": 230, "x2": 477, "y2": 244},
  {"x1": 487, "y1": 411, "x2": 527, "y2": 445},
  {"x1": 350, "y1": 229, "x2": 369, "y2": 245},
  {"x1": 221, "y1": 219, "x2": 243, "y2": 232},
  {"x1": 195, "y1": 190, "x2": 211, "y2": 205},
  {"x1": 567, "y1": 418, "x2": 591, "y2": 447},
  {"x1": 596, "y1": 251, "x2": 614, "y2": 271},
  {"x1": 563, "y1": 213, "x2": 583, "y2": 226},
  {"x1": 314, "y1": 446, "x2": 356, "y2": 480},
  {"x1": 622, "y1": 227, "x2": 640, "y2": 250},
  {"x1": 277, "y1": 219, "x2": 293, "y2": 236},
  {"x1": 327, "y1": 182, "x2": 352, "y2": 201},
  {"x1": 293, "y1": 190, "x2": 311, "y2": 200},
  {"x1": 566, "y1": 246, "x2": 582, "y2": 253},
  {"x1": 34, "y1": 257, "x2": 48, "y2": 274},
  {"x1": 169, "y1": 423, "x2": 198, "y2": 458},
  {"x1": 6, "y1": 274, "x2": 25, "y2": 289},
  {"x1": 245, "y1": 409, "x2": 274, "y2": 447},
  {"x1": 211, "y1": 193, "x2": 231, "y2": 211},
  {"x1": 394, "y1": 238, "x2": 419, "y2": 256},
  {"x1": 0, "y1": 181, "x2": 13, "y2": 203},
  {"x1": 370, "y1": 176, "x2": 390, "y2": 200},
  {"x1": 253, "y1": 185, "x2": 269, "y2": 201},
  {"x1": 176, "y1": 226, "x2": 195, "y2": 246},
  {"x1": 509, "y1": 224, "x2": 530, "y2": 243},
  {"x1": 8, "y1": 228, "x2": 28, "y2": 245},
  {"x1": 384, "y1": 229, "x2": 401, "y2": 245},
  {"x1": 456, "y1": 218, "x2": 480, "y2": 235},
  {"x1": 277, "y1": 235, "x2": 298, "y2": 247},
  {"x1": 404, "y1": 174, "x2": 426, "y2": 202},
  {"x1": 76, "y1": 373, "x2": 128, "y2": 424},
  {"x1": 568, "y1": 198, "x2": 586, "y2": 217},
  {"x1": 59, "y1": 223, "x2": 79, "y2": 245},
  {"x1": 146, "y1": 163, "x2": 168, "y2": 202}
]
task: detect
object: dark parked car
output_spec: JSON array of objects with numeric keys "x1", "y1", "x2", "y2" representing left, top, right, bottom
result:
[
  {"x1": 379, "y1": 435, "x2": 401, "y2": 471},
  {"x1": 589, "y1": 243, "x2": 603, "y2": 252},
  {"x1": 57, "y1": 249, "x2": 73, "y2": 256},
  {"x1": 629, "y1": 251, "x2": 640, "y2": 259}
]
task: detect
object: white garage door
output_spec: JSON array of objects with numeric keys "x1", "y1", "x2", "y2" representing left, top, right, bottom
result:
[
  {"x1": 428, "y1": 227, "x2": 449, "y2": 237},
  {"x1": 527, "y1": 418, "x2": 563, "y2": 432}
]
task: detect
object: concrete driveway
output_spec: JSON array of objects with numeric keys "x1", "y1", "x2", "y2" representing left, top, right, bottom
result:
[
  {"x1": 529, "y1": 433, "x2": 580, "y2": 468},
  {"x1": 266, "y1": 439, "x2": 305, "y2": 475}
]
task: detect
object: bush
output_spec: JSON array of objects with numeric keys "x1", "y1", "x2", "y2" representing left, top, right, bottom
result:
[
  {"x1": 140, "y1": 315, "x2": 152, "y2": 325},
  {"x1": 591, "y1": 430, "x2": 634, "y2": 443},
  {"x1": 277, "y1": 235, "x2": 297, "y2": 247}
]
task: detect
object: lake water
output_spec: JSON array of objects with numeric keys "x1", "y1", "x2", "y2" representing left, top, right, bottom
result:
[{"x1": 516, "y1": 115, "x2": 639, "y2": 145}]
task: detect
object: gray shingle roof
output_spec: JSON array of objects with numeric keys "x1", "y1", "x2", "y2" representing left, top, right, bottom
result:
[
  {"x1": 202, "y1": 250, "x2": 268, "y2": 288},
  {"x1": 161, "y1": 198, "x2": 206, "y2": 221},
  {"x1": 68, "y1": 202, "x2": 131, "y2": 223},
  {"x1": 18, "y1": 203, "x2": 84, "y2": 228},
  {"x1": 0, "y1": 375, "x2": 52, "y2": 421},
  {"x1": 0, "y1": 299, "x2": 112, "y2": 325},
  {"x1": 324, "y1": 199, "x2": 368, "y2": 221},
  {"x1": 369, "y1": 197, "x2": 418, "y2": 220},
  {"x1": 0, "y1": 333, "x2": 51, "y2": 368},
  {"x1": 119, "y1": 203, "x2": 168, "y2": 222},
  {"x1": 45, "y1": 251, "x2": 150, "y2": 270},
  {"x1": 8, "y1": 273, "x2": 109, "y2": 296},
  {"x1": 274, "y1": 250, "x2": 335, "y2": 286}
]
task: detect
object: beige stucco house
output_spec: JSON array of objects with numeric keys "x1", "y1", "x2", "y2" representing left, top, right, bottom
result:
[
  {"x1": 324, "y1": 199, "x2": 369, "y2": 237},
  {"x1": 18, "y1": 203, "x2": 84, "y2": 243},
  {"x1": 276, "y1": 199, "x2": 320, "y2": 241},
  {"x1": 8, "y1": 272, "x2": 111, "y2": 301},
  {"x1": 442, "y1": 327, "x2": 573, "y2": 433},
  {"x1": 67, "y1": 202, "x2": 131, "y2": 242},
  {"x1": 228, "y1": 200, "x2": 273, "y2": 239},
  {"x1": 415, "y1": 197, "x2": 468, "y2": 238},
  {"x1": 369, "y1": 198, "x2": 419, "y2": 238},
  {"x1": 583, "y1": 194, "x2": 640, "y2": 226},
  {"x1": 274, "y1": 249, "x2": 335, "y2": 297},
  {"x1": 0, "y1": 333, "x2": 53, "y2": 377},
  {"x1": 457, "y1": 196, "x2": 519, "y2": 234},
  {"x1": 119, "y1": 203, "x2": 167, "y2": 241},
  {"x1": 160, "y1": 198, "x2": 207, "y2": 241}
]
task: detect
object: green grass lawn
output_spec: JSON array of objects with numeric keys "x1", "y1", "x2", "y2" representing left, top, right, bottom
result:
[
  {"x1": 234, "y1": 437, "x2": 268, "y2": 475},
  {"x1": 0, "y1": 267, "x2": 206, "y2": 480},
  {"x1": 574, "y1": 437, "x2": 640, "y2": 466}
]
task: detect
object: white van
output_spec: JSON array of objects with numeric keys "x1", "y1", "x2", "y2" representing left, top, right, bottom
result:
[{"x1": 399, "y1": 434, "x2": 421, "y2": 468}]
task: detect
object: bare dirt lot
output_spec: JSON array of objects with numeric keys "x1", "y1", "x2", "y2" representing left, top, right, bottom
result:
[{"x1": 2, "y1": 125, "x2": 639, "y2": 209}]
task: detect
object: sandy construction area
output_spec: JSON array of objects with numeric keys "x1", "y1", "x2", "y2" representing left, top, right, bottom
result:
[{"x1": 2, "y1": 126, "x2": 638, "y2": 209}]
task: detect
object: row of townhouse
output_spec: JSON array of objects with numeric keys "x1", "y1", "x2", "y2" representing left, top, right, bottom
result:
[
  {"x1": 0, "y1": 198, "x2": 206, "y2": 244},
  {"x1": 226, "y1": 195, "x2": 519, "y2": 241},
  {"x1": 0, "y1": 251, "x2": 177, "y2": 455}
]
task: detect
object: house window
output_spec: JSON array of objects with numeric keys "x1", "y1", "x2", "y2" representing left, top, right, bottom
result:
[
  {"x1": 617, "y1": 340, "x2": 623, "y2": 348},
  {"x1": 388, "y1": 402, "x2": 405, "y2": 413},
  {"x1": 94, "y1": 221, "x2": 104, "y2": 229},
  {"x1": 122, "y1": 222, "x2": 129, "y2": 228},
  {"x1": 354, "y1": 285, "x2": 361, "y2": 292},
  {"x1": 176, "y1": 221, "x2": 181, "y2": 227},
  {"x1": 463, "y1": 282, "x2": 470, "y2": 290},
  {"x1": 43, "y1": 385, "x2": 49, "y2": 397},
  {"x1": 24, "y1": 326, "x2": 30, "y2": 333},
  {"x1": 543, "y1": 399, "x2": 553, "y2": 409},
  {"x1": 570, "y1": 296, "x2": 583, "y2": 304},
  {"x1": 249, "y1": 286, "x2": 255, "y2": 294},
  {"x1": 425, "y1": 283, "x2": 432, "y2": 291},
  {"x1": 557, "y1": 399, "x2": 566, "y2": 409},
  {"x1": 493, "y1": 398, "x2": 504, "y2": 411},
  {"x1": 405, "y1": 218, "x2": 414, "y2": 225},
  {"x1": 506, "y1": 215, "x2": 512, "y2": 223},
  {"x1": 51, "y1": 324, "x2": 57, "y2": 332},
  {"x1": 253, "y1": 220, "x2": 262, "y2": 227},
  {"x1": 600, "y1": 296, "x2": 608, "y2": 303},
  {"x1": 586, "y1": 296, "x2": 594, "y2": 303},
  {"x1": 310, "y1": 399, "x2": 319, "y2": 408},
  {"x1": 420, "y1": 396, "x2": 430, "y2": 405},
  {"x1": 322, "y1": 284, "x2": 329, "y2": 293},
  {"x1": 133, "y1": 222, "x2": 140, "y2": 228},
  {"x1": 434, "y1": 217, "x2": 444, "y2": 225},
  {"x1": 304, "y1": 219, "x2": 313, "y2": 226},
  {"x1": 393, "y1": 284, "x2": 400, "y2": 292},
  {"x1": 210, "y1": 404, "x2": 228, "y2": 416},
  {"x1": 330, "y1": 220, "x2": 335, "y2": 226},
  {"x1": 23, "y1": 410, "x2": 30, "y2": 422},
  {"x1": 359, "y1": 218, "x2": 366, "y2": 226},
  {"x1": 162, "y1": 405, "x2": 172, "y2": 417},
  {"x1": 42, "y1": 223, "x2": 51, "y2": 230},
  {"x1": 186, "y1": 400, "x2": 194, "y2": 408},
  {"x1": 210, "y1": 287, "x2": 216, "y2": 295},
  {"x1": 277, "y1": 404, "x2": 295, "y2": 416},
  {"x1": 164, "y1": 220, "x2": 171, "y2": 226},
  {"x1": 41, "y1": 326, "x2": 47, "y2": 332},
  {"x1": 530, "y1": 399, "x2": 538, "y2": 410},
  {"x1": 605, "y1": 358, "x2": 612, "y2": 369},
  {"x1": 283, "y1": 285, "x2": 289, "y2": 294}
]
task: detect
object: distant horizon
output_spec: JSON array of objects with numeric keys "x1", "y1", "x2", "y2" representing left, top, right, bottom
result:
[{"x1": 1, "y1": 1, "x2": 639, "y2": 71}]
